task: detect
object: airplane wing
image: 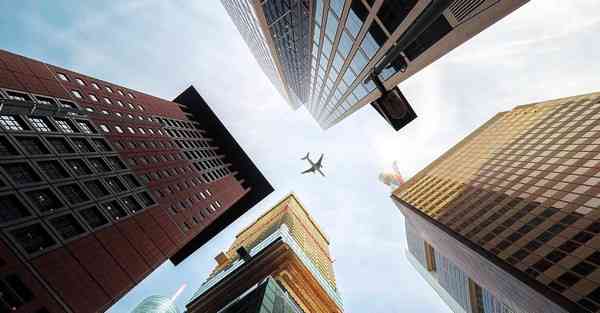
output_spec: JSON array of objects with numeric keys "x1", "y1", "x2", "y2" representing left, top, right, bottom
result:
[
  {"x1": 317, "y1": 168, "x2": 326, "y2": 177},
  {"x1": 315, "y1": 154, "x2": 324, "y2": 167},
  {"x1": 301, "y1": 167, "x2": 315, "y2": 174}
]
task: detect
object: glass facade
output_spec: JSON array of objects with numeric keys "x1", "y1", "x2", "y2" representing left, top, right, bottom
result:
[{"x1": 131, "y1": 295, "x2": 179, "y2": 313}]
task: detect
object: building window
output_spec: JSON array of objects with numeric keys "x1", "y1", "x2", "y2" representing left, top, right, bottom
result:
[
  {"x1": 127, "y1": 93, "x2": 134, "y2": 99},
  {"x1": 57, "y1": 73, "x2": 69, "y2": 81},
  {"x1": 91, "y1": 82, "x2": 100, "y2": 90},
  {"x1": 47, "y1": 137, "x2": 75, "y2": 154},
  {"x1": 84, "y1": 180, "x2": 110, "y2": 198},
  {"x1": 89, "y1": 94, "x2": 99, "y2": 102},
  {"x1": 122, "y1": 174, "x2": 141, "y2": 188},
  {"x1": 404, "y1": 16, "x2": 453, "y2": 61},
  {"x1": 105, "y1": 86, "x2": 113, "y2": 93},
  {"x1": 106, "y1": 156, "x2": 126, "y2": 170},
  {"x1": 0, "y1": 194, "x2": 31, "y2": 224},
  {"x1": 116, "y1": 100, "x2": 124, "y2": 107},
  {"x1": 34, "y1": 95, "x2": 55, "y2": 105},
  {"x1": 377, "y1": 0, "x2": 418, "y2": 33},
  {"x1": 71, "y1": 90, "x2": 82, "y2": 99},
  {"x1": 88, "y1": 158, "x2": 110, "y2": 172},
  {"x1": 37, "y1": 160, "x2": 70, "y2": 180},
  {"x1": 75, "y1": 78, "x2": 85, "y2": 86},
  {"x1": 16, "y1": 137, "x2": 50, "y2": 155},
  {"x1": 121, "y1": 196, "x2": 142, "y2": 213},
  {"x1": 105, "y1": 177, "x2": 126, "y2": 193},
  {"x1": 103, "y1": 97, "x2": 111, "y2": 105},
  {"x1": 25, "y1": 189, "x2": 63, "y2": 213},
  {"x1": 0, "y1": 274, "x2": 35, "y2": 309},
  {"x1": 76, "y1": 120, "x2": 95, "y2": 134},
  {"x1": 0, "y1": 137, "x2": 18, "y2": 156},
  {"x1": 72, "y1": 138, "x2": 95, "y2": 153},
  {"x1": 49, "y1": 214, "x2": 85, "y2": 240},
  {"x1": 0, "y1": 115, "x2": 27, "y2": 131},
  {"x1": 101, "y1": 201, "x2": 127, "y2": 220},
  {"x1": 58, "y1": 184, "x2": 90, "y2": 205},
  {"x1": 91, "y1": 138, "x2": 112, "y2": 152},
  {"x1": 127, "y1": 127, "x2": 135, "y2": 134},
  {"x1": 99, "y1": 124, "x2": 110, "y2": 133},
  {"x1": 115, "y1": 126, "x2": 123, "y2": 133},
  {"x1": 137, "y1": 192, "x2": 155, "y2": 206},
  {"x1": 54, "y1": 119, "x2": 75, "y2": 133},
  {"x1": 79, "y1": 206, "x2": 109, "y2": 228},
  {"x1": 66, "y1": 159, "x2": 92, "y2": 176},
  {"x1": 28, "y1": 117, "x2": 53, "y2": 132},
  {"x1": 2, "y1": 163, "x2": 41, "y2": 185},
  {"x1": 9, "y1": 223, "x2": 56, "y2": 254}
]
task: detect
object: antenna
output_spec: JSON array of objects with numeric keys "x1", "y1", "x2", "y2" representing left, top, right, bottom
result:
[{"x1": 170, "y1": 283, "x2": 187, "y2": 303}]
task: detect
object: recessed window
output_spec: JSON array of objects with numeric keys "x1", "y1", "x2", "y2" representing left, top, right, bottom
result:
[
  {"x1": 0, "y1": 194, "x2": 31, "y2": 223},
  {"x1": 2, "y1": 163, "x2": 41, "y2": 185},
  {"x1": 84, "y1": 180, "x2": 110, "y2": 198},
  {"x1": 127, "y1": 114, "x2": 133, "y2": 119},
  {"x1": 106, "y1": 156, "x2": 126, "y2": 170},
  {"x1": 47, "y1": 137, "x2": 74, "y2": 154},
  {"x1": 105, "y1": 177, "x2": 127, "y2": 193},
  {"x1": 57, "y1": 73, "x2": 69, "y2": 81},
  {"x1": 75, "y1": 78, "x2": 85, "y2": 86},
  {"x1": 0, "y1": 115, "x2": 27, "y2": 131},
  {"x1": 116, "y1": 100, "x2": 124, "y2": 107},
  {"x1": 91, "y1": 82, "x2": 100, "y2": 90},
  {"x1": 28, "y1": 117, "x2": 53, "y2": 132},
  {"x1": 66, "y1": 159, "x2": 92, "y2": 176},
  {"x1": 127, "y1": 127, "x2": 135, "y2": 134},
  {"x1": 105, "y1": 86, "x2": 113, "y2": 93},
  {"x1": 121, "y1": 196, "x2": 142, "y2": 213},
  {"x1": 71, "y1": 90, "x2": 82, "y2": 99},
  {"x1": 71, "y1": 138, "x2": 95, "y2": 153},
  {"x1": 115, "y1": 112, "x2": 122, "y2": 117},
  {"x1": 0, "y1": 137, "x2": 19, "y2": 156},
  {"x1": 25, "y1": 189, "x2": 63, "y2": 213},
  {"x1": 49, "y1": 214, "x2": 85, "y2": 240},
  {"x1": 88, "y1": 158, "x2": 110, "y2": 172},
  {"x1": 54, "y1": 119, "x2": 75, "y2": 133},
  {"x1": 122, "y1": 174, "x2": 141, "y2": 188},
  {"x1": 16, "y1": 137, "x2": 50, "y2": 155},
  {"x1": 2, "y1": 274, "x2": 34, "y2": 308},
  {"x1": 101, "y1": 110, "x2": 109, "y2": 115},
  {"x1": 89, "y1": 94, "x2": 98, "y2": 102},
  {"x1": 10, "y1": 223, "x2": 56, "y2": 254},
  {"x1": 101, "y1": 201, "x2": 127, "y2": 220},
  {"x1": 138, "y1": 192, "x2": 155, "y2": 206},
  {"x1": 75, "y1": 120, "x2": 95, "y2": 134},
  {"x1": 34, "y1": 95, "x2": 55, "y2": 105},
  {"x1": 138, "y1": 128, "x2": 146, "y2": 134},
  {"x1": 127, "y1": 93, "x2": 134, "y2": 99},
  {"x1": 37, "y1": 160, "x2": 70, "y2": 180},
  {"x1": 117, "y1": 90, "x2": 124, "y2": 96},
  {"x1": 115, "y1": 126, "x2": 123, "y2": 133},
  {"x1": 91, "y1": 138, "x2": 112, "y2": 152},
  {"x1": 79, "y1": 206, "x2": 109, "y2": 228},
  {"x1": 103, "y1": 97, "x2": 112, "y2": 105},
  {"x1": 58, "y1": 184, "x2": 90, "y2": 205},
  {"x1": 99, "y1": 124, "x2": 110, "y2": 133},
  {"x1": 137, "y1": 105, "x2": 144, "y2": 111},
  {"x1": 58, "y1": 100, "x2": 77, "y2": 109},
  {"x1": 127, "y1": 103, "x2": 134, "y2": 110}
]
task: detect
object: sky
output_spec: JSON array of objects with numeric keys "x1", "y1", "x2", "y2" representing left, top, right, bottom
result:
[{"x1": 2, "y1": 1, "x2": 600, "y2": 312}]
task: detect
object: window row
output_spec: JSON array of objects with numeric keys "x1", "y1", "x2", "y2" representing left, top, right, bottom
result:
[
  {"x1": 98, "y1": 123, "x2": 163, "y2": 136},
  {"x1": 0, "y1": 89, "x2": 79, "y2": 110},
  {"x1": 153, "y1": 177, "x2": 206, "y2": 199},
  {"x1": 87, "y1": 107, "x2": 156, "y2": 123},
  {"x1": 6, "y1": 191, "x2": 155, "y2": 256},
  {"x1": 126, "y1": 152, "x2": 185, "y2": 167},
  {"x1": 57, "y1": 72, "x2": 136, "y2": 100},
  {"x1": 0, "y1": 114, "x2": 96, "y2": 134},
  {"x1": 0, "y1": 135, "x2": 113, "y2": 158},
  {"x1": 201, "y1": 167, "x2": 231, "y2": 183},
  {"x1": 138, "y1": 164, "x2": 196, "y2": 184}
]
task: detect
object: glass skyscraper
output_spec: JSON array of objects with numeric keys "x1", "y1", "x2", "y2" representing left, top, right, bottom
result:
[
  {"x1": 222, "y1": 0, "x2": 528, "y2": 129},
  {"x1": 131, "y1": 295, "x2": 179, "y2": 313}
]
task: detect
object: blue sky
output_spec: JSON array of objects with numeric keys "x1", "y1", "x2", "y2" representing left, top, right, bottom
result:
[{"x1": 2, "y1": 1, "x2": 600, "y2": 312}]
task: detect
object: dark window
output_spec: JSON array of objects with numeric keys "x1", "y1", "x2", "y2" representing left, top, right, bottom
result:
[
  {"x1": 84, "y1": 180, "x2": 110, "y2": 198},
  {"x1": 0, "y1": 194, "x2": 30, "y2": 223},
  {"x1": 377, "y1": 0, "x2": 418, "y2": 32},
  {"x1": 545, "y1": 251, "x2": 566, "y2": 263},
  {"x1": 91, "y1": 138, "x2": 112, "y2": 152},
  {"x1": 47, "y1": 137, "x2": 75, "y2": 154},
  {"x1": 106, "y1": 156, "x2": 126, "y2": 170},
  {"x1": 524, "y1": 240, "x2": 542, "y2": 252},
  {"x1": 512, "y1": 249, "x2": 529, "y2": 261},
  {"x1": 5, "y1": 91, "x2": 32, "y2": 102},
  {"x1": 121, "y1": 196, "x2": 142, "y2": 213},
  {"x1": 587, "y1": 222, "x2": 600, "y2": 234},
  {"x1": 88, "y1": 158, "x2": 110, "y2": 173},
  {"x1": 578, "y1": 299, "x2": 598, "y2": 312},
  {"x1": 58, "y1": 184, "x2": 89, "y2": 205},
  {"x1": 16, "y1": 137, "x2": 50, "y2": 155},
  {"x1": 532, "y1": 259, "x2": 552, "y2": 272},
  {"x1": 101, "y1": 201, "x2": 127, "y2": 220},
  {"x1": 10, "y1": 223, "x2": 56, "y2": 254},
  {"x1": 138, "y1": 192, "x2": 155, "y2": 206},
  {"x1": 589, "y1": 287, "x2": 600, "y2": 304},
  {"x1": 573, "y1": 232, "x2": 594, "y2": 244},
  {"x1": 548, "y1": 282, "x2": 566, "y2": 293},
  {"x1": 105, "y1": 177, "x2": 126, "y2": 193},
  {"x1": 587, "y1": 252, "x2": 600, "y2": 266},
  {"x1": 557, "y1": 272, "x2": 580, "y2": 286},
  {"x1": 559, "y1": 240, "x2": 581, "y2": 253},
  {"x1": 404, "y1": 16, "x2": 453, "y2": 61},
  {"x1": 71, "y1": 138, "x2": 94, "y2": 153},
  {"x1": 572, "y1": 262, "x2": 595, "y2": 276},
  {"x1": 25, "y1": 189, "x2": 62, "y2": 213},
  {"x1": 66, "y1": 159, "x2": 92, "y2": 176},
  {"x1": 2, "y1": 163, "x2": 41, "y2": 185},
  {"x1": 37, "y1": 161, "x2": 70, "y2": 180},
  {"x1": 49, "y1": 214, "x2": 85, "y2": 240},
  {"x1": 0, "y1": 137, "x2": 19, "y2": 156},
  {"x1": 540, "y1": 207, "x2": 559, "y2": 218},
  {"x1": 79, "y1": 206, "x2": 109, "y2": 229}
]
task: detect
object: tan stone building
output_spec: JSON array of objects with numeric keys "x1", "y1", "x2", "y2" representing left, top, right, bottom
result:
[
  {"x1": 394, "y1": 92, "x2": 600, "y2": 313},
  {"x1": 185, "y1": 193, "x2": 342, "y2": 313}
]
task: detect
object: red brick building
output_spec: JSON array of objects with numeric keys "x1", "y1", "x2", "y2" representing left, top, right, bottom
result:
[{"x1": 0, "y1": 49, "x2": 273, "y2": 313}]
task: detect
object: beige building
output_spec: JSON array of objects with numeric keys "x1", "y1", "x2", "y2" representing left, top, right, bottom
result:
[
  {"x1": 222, "y1": 0, "x2": 529, "y2": 129},
  {"x1": 394, "y1": 92, "x2": 600, "y2": 313},
  {"x1": 186, "y1": 193, "x2": 342, "y2": 313}
]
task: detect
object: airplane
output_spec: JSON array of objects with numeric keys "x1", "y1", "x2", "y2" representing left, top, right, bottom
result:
[{"x1": 301, "y1": 153, "x2": 325, "y2": 177}]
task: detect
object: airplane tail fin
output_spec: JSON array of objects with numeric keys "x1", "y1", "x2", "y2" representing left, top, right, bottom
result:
[{"x1": 301, "y1": 153, "x2": 310, "y2": 160}]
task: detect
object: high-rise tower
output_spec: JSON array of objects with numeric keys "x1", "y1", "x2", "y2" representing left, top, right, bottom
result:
[
  {"x1": 185, "y1": 193, "x2": 342, "y2": 313},
  {"x1": 0, "y1": 49, "x2": 273, "y2": 313},
  {"x1": 393, "y1": 92, "x2": 600, "y2": 313},
  {"x1": 222, "y1": 0, "x2": 529, "y2": 129}
]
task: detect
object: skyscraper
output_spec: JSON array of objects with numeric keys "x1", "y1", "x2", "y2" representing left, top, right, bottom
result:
[
  {"x1": 393, "y1": 92, "x2": 600, "y2": 313},
  {"x1": 0, "y1": 49, "x2": 273, "y2": 313},
  {"x1": 222, "y1": 0, "x2": 529, "y2": 129},
  {"x1": 185, "y1": 193, "x2": 343, "y2": 313},
  {"x1": 130, "y1": 284, "x2": 185, "y2": 313}
]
